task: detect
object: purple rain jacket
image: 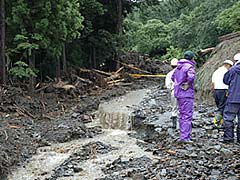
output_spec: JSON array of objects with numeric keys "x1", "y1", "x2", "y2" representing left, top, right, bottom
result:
[
  {"x1": 171, "y1": 59, "x2": 195, "y2": 99},
  {"x1": 223, "y1": 64, "x2": 240, "y2": 103}
]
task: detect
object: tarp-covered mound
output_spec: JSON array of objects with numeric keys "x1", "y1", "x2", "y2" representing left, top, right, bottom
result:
[{"x1": 196, "y1": 35, "x2": 240, "y2": 99}]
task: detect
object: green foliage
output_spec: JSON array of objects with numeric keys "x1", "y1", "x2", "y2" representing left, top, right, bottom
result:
[
  {"x1": 66, "y1": 0, "x2": 107, "y2": 67},
  {"x1": 124, "y1": 0, "x2": 239, "y2": 59},
  {"x1": 67, "y1": 0, "x2": 133, "y2": 68},
  {"x1": 170, "y1": 0, "x2": 238, "y2": 49},
  {"x1": 128, "y1": 0, "x2": 202, "y2": 24},
  {"x1": 5, "y1": 0, "x2": 136, "y2": 79},
  {"x1": 9, "y1": 61, "x2": 38, "y2": 79},
  {"x1": 160, "y1": 46, "x2": 183, "y2": 60},
  {"x1": 6, "y1": 0, "x2": 238, "y2": 80},
  {"x1": 215, "y1": 1, "x2": 240, "y2": 33},
  {"x1": 137, "y1": 19, "x2": 169, "y2": 53},
  {"x1": 124, "y1": 19, "x2": 169, "y2": 54},
  {"x1": 14, "y1": 34, "x2": 39, "y2": 56},
  {"x1": 7, "y1": 0, "x2": 84, "y2": 57},
  {"x1": 122, "y1": 19, "x2": 142, "y2": 51}
]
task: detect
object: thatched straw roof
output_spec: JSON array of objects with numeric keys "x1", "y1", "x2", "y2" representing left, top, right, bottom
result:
[{"x1": 196, "y1": 35, "x2": 240, "y2": 94}]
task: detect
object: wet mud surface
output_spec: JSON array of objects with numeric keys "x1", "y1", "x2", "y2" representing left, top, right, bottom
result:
[
  {"x1": 48, "y1": 141, "x2": 117, "y2": 179},
  {"x1": 2, "y1": 82, "x2": 240, "y2": 180},
  {"x1": 0, "y1": 80, "x2": 160, "y2": 179},
  {"x1": 105, "y1": 87, "x2": 240, "y2": 180},
  {"x1": 8, "y1": 88, "x2": 150, "y2": 180}
]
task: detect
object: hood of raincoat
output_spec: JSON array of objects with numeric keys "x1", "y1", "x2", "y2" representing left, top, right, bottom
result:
[{"x1": 177, "y1": 59, "x2": 195, "y2": 70}]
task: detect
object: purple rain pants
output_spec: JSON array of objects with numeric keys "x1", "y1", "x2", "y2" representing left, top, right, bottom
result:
[
  {"x1": 177, "y1": 97, "x2": 194, "y2": 141},
  {"x1": 223, "y1": 102, "x2": 240, "y2": 142}
]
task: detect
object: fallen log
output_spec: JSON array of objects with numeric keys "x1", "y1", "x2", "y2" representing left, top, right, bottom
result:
[
  {"x1": 13, "y1": 104, "x2": 36, "y2": 119},
  {"x1": 129, "y1": 74, "x2": 166, "y2": 78},
  {"x1": 108, "y1": 82, "x2": 132, "y2": 87},
  {"x1": 114, "y1": 60, "x2": 151, "y2": 74},
  {"x1": 71, "y1": 74, "x2": 93, "y2": 84},
  {"x1": 115, "y1": 67, "x2": 124, "y2": 74},
  {"x1": 78, "y1": 68, "x2": 108, "y2": 87},
  {"x1": 93, "y1": 68, "x2": 125, "y2": 83},
  {"x1": 218, "y1": 32, "x2": 240, "y2": 42},
  {"x1": 46, "y1": 76, "x2": 54, "y2": 82},
  {"x1": 79, "y1": 68, "x2": 92, "y2": 73},
  {"x1": 92, "y1": 69, "x2": 112, "y2": 76},
  {"x1": 107, "y1": 79, "x2": 125, "y2": 84},
  {"x1": 198, "y1": 47, "x2": 215, "y2": 57},
  {"x1": 53, "y1": 81, "x2": 76, "y2": 91},
  {"x1": 35, "y1": 83, "x2": 51, "y2": 92},
  {"x1": 104, "y1": 73, "x2": 121, "y2": 82},
  {"x1": 61, "y1": 84, "x2": 76, "y2": 91}
]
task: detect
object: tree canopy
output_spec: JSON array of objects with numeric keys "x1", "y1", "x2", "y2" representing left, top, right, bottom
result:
[
  {"x1": 0, "y1": 0, "x2": 239, "y2": 85},
  {"x1": 123, "y1": 0, "x2": 239, "y2": 60}
]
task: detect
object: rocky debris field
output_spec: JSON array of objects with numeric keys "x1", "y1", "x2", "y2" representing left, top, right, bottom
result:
[
  {"x1": 119, "y1": 52, "x2": 171, "y2": 74},
  {"x1": 48, "y1": 141, "x2": 117, "y2": 179},
  {"x1": 96, "y1": 87, "x2": 240, "y2": 180},
  {"x1": 2, "y1": 79, "x2": 240, "y2": 179},
  {"x1": 0, "y1": 79, "x2": 161, "y2": 179},
  {"x1": 0, "y1": 52, "x2": 171, "y2": 179},
  {"x1": 13, "y1": 85, "x2": 239, "y2": 180}
]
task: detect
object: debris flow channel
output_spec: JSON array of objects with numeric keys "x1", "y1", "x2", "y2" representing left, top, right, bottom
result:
[
  {"x1": 8, "y1": 87, "x2": 240, "y2": 180},
  {"x1": 9, "y1": 89, "x2": 156, "y2": 180}
]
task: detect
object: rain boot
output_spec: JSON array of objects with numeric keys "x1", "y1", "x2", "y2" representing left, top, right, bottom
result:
[
  {"x1": 237, "y1": 123, "x2": 240, "y2": 143},
  {"x1": 223, "y1": 124, "x2": 234, "y2": 143},
  {"x1": 171, "y1": 116, "x2": 177, "y2": 129}
]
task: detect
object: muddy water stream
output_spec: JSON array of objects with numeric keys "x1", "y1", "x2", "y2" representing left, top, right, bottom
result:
[{"x1": 9, "y1": 89, "x2": 160, "y2": 180}]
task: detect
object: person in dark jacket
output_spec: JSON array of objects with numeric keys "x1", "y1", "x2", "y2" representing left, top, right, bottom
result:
[
  {"x1": 171, "y1": 51, "x2": 195, "y2": 142},
  {"x1": 212, "y1": 60, "x2": 233, "y2": 116},
  {"x1": 222, "y1": 53, "x2": 240, "y2": 143}
]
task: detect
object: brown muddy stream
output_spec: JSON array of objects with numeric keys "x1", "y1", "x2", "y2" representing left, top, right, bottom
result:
[{"x1": 8, "y1": 89, "x2": 161, "y2": 180}]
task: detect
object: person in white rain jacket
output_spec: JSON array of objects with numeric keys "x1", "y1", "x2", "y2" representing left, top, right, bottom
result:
[{"x1": 165, "y1": 58, "x2": 178, "y2": 129}]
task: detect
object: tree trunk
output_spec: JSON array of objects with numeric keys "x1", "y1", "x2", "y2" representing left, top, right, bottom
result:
[
  {"x1": 62, "y1": 43, "x2": 66, "y2": 74},
  {"x1": 28, "y1": 51, "x2": 35, "y2": 94},
  {"x1": 116, "y1": 0, "x2": 123, "y2": 34},
  {"x1": 0, "y1": 0, "x2": 6, "y2": 84},
  {"x1": 116, "y1": 0, "x2": 123, "y2": 70},
  {"x1": 89, "y1": 46, "x2": 96, "y2": 68},
  {"x1": 56, "y1": 57, "x2": 61, "y2": 81},
  {"x1": 92, "y1": 46, "x2": 96, "y2": 68},
  {"x1": 89, "y1": 48, "x2": 92, "y2": 68}
]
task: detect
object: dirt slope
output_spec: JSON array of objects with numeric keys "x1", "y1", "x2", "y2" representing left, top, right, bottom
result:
[{"x1": 196, "y1": 35, "x2": 240, "y2": 100}]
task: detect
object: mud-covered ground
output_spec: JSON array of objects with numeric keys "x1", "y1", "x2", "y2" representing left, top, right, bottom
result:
[
  {"x1": 98, "y1": 87, "x2": 240, "y2": 180},
  {"x1": 0, "y1": 79, "x2": 161, "y2": 180},
  {"x1": 2, "y1": 51, "x2": 239, "y2": 179},
  {"x1": 0, "y1": 51, "x2": 172, "y2": 179},
  {"x1": 6, "y1": 84, "x2": 240, "y2": 180}
]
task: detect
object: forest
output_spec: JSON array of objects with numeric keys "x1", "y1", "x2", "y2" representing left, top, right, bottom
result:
[{"x1": 0, "y1": 0, "x2": 239, "y2": 87}]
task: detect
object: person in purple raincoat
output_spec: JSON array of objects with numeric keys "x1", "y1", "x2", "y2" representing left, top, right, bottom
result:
[
  {"x1": 171, "y1": 51, "x2": 195, "y2": 142},
  {"x1": 222, "y1": 53, "x2": 240, "y2": 143}
]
